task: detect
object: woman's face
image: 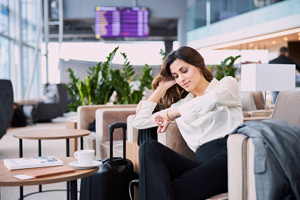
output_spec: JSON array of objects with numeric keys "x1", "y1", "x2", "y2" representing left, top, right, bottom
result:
[{"x1": 169, "y1": 59, "x2": 202, "y2": 92}]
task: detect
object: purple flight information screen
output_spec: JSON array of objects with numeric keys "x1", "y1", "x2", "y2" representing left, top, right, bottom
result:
[{"x1": 95, "y1": 6, "x2": 149, "y2": 38}]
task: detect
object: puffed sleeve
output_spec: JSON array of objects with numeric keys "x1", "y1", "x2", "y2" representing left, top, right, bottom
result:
[
  {"x1": 131, "y1": 100, "x2": 161, "y2": 129},
  {"x1": 178, "y1": 76, "x2": 241, "y2": 124}
]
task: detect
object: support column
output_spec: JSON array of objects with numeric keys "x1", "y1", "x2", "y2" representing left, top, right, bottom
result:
[
  {"x1": 43, "y1": 0, "x2": 49, "y2": 83},
  {"x1": 177, "y1": 16, "x2": 187, "y2": 46},
  {"x1": 164, "y1": 40, "x2": 174, "y2": 54},
  {"x1": 16, "y1": 0, "x2": 24, "y2": 99}
]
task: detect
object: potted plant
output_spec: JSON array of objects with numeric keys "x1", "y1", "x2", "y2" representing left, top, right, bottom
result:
[
  {"x1": 66, "y1": 47, "x2": 119, "y2": 111},
  {"x1": 110, "y1": 52, "x2": 153, "y2": 104},
  {"x1": 208, "y1": 55, "x2": 241, "y2": 80},
  {"x1": 66, "y1": 46, "x2": 155, "y2": 111}
]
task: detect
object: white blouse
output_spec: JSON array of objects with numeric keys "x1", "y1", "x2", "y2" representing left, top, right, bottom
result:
[{"x1": 132, "y1": 76, "x2": 243, "y2": 152}]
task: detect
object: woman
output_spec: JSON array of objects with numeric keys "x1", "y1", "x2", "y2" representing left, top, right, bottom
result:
[{"x1": 132, "y1": 46, "x2": 243, "y2": 200}]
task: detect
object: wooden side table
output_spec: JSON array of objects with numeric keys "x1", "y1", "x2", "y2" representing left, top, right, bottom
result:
[
  {"x1": 65, "y1": 118, "x2": 78, "y2": 156},
  {"x1": 0, "y1": 157, "x2": 98, "y2": 200},
  {"x1": 13, "y1": 129, "x2": 90, "y2": 158},
  {"x1": 126, "y1": 141, "x2": 140, "y2": 173},
  {"x1": 13, "y1": 129, "x2": 90, "y2": 200}
]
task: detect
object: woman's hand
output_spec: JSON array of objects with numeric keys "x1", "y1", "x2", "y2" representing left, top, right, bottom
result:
[
  {"x1": 147, "y1": 76, "x2": 176, "y2": 103},
  {"x1": 154, "y1": 112, "x2": 172, "y2": 133},
  {"x1": 157, "y1": 76, "x2": 176, "y2": 92},
  {"x1": 154, "y1": 108, "x2": 180, "y2": 133}
]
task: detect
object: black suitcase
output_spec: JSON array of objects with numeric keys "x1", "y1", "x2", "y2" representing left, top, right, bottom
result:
[{"x1": 80, "y1": 122, "x2": 134, "y2": 200}]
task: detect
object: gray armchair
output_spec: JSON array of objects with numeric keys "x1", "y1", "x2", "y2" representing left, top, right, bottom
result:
[
  {"x1": 22, "y1": 83, "x2": 68, "y2": 122},
  {"x1": 76, "y1": 104, "x2": 137, "y2": 160},
  {"x1": 228, "y1": 90, "x2": 300, "y2": 199},
  {"x1": 127, "y1": 117, "x2": 229, "y2": 199},
  {"x1": 0, "y1": 79, "x2": 14, "y2": 139},
  {"x1": 240, "y1": 91, "x2": 272, "y2": 118}
]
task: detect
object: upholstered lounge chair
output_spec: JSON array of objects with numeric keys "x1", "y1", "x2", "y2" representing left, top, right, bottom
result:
[
  {"x1": 0, "y1": 79, "x2": 14, "y2": 139},
  {"x1": 77, "y1": 104, "x2": 137, "y2": 159},
  {"x1": 228, "y1": 90, "x2": 300, "y2": 199},
  {"x1": 126, "y1": 117, "x2": 229, "y2": 199},
  {"x1": 240, "y1": 91, "x2": 272, "y2": 118},
  {"x1": 22, "y1": 83, "x2": 68, "y2": 122},
  {"x1": 95, "y1": 107, "x2": 136, "y2": 159}
]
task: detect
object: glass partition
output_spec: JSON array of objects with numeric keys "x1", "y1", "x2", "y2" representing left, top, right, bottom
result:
[
  {"x1": 187, "y1": 0, "x2": 284, "y2": 31},
  {"x1": 0, "y1": 36, "x2": 9, "y2": 79},
  {"x1": 22, "y1": 0, "x2": 37, "y2": 46},
  {"x1": 0, "y1": 0, "x2": 9, "y2": 36}
]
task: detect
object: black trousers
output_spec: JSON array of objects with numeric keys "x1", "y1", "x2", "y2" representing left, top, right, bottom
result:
[{"x1": 138, "y1": 137, "x2": 228, "y2": 200}]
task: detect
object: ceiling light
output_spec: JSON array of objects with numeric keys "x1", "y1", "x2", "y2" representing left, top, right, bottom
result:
[
  {"x1": 201, "y1": 28, "x2": 300, "y2": 50},
  {"x1": 249, "y1": 43, "x2": 254, "y2": 47},
  {"x1": 272, "y1": 40, "x2": 276, "y2": 45},
  {"x1": 283, "y1": 37, "x2": 288, "y2": 41}
]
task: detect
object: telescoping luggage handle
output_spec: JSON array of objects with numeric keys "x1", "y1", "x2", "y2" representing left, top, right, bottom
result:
[{"x1": 108, "y1": 122, "x2": 127, "y2": 166}]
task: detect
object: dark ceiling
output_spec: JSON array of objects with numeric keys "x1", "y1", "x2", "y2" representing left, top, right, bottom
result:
[{"x1": 48, "y1": 17, "x2": 178, "y2": 42}]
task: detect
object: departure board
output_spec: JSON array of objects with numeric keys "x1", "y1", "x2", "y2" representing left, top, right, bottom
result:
[{"x1": 95, "y1": 6, "x2": 149, "y2": 39}]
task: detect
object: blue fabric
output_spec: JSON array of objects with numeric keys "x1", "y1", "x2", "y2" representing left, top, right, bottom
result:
[
  {"x1": 271, "y1": 91, "x2": 279, "y2": 104},
  {"x1": 230, "y1": 119, "x2": 300, "y2": 200}
]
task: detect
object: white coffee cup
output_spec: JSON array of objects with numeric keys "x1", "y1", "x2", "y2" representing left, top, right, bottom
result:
[{"x1": 74, "y1": 149, "x2": 95, "y2": 166}]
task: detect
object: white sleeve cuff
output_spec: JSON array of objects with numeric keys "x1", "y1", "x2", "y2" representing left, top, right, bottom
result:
[{"x1": 136, "y1": 100, "x2": 157, "y2": 115}]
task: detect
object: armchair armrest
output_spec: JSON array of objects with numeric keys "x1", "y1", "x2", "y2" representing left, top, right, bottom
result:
[
  {"x1": 77, "y1": 104, "x2": 137, "y2": 130},
  {"x1": 228, "y1": 134, "x2": 257, "y2": 200},
  {"x1": 250, "y1": 110, "x2": 272, "y2": 117},
  {"x1": 228, "y1": 134, "x2": 249, "y2": 200},
  {"x1": 126, "y1": 114, "x2": 166, "y2": 146},
  {"x1": 77, "y1": 105, "x2": 111, "y2": 130},
  {"x1": 244, "y1": 109, "x2": 273, "y2": 117},
  {"x1": 127, "y1": 115, "x2": 195, "y2": 160},
  {"x1": 127, "y1": 115, "x2": 139, "y2": 142},
  {"x1": 95, "y1": 107, "x2": 136, "y2": 159}
]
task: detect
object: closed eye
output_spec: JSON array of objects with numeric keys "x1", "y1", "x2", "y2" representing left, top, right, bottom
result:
[{"x1": 182, "y1": 69, "x2": 188, "y2": 73}]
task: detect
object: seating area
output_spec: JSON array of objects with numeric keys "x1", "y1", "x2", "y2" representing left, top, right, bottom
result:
[
  {"x1": 18, "y1": 83, "x2": 69, "y2": 123},
  {"x1": 2, "y1": 0, "x2": 300, "y2": 199},
  {"x1": 240, "y1": 91, "x2": 273, "y2": 118},
  {"x1": 123, "y1": 90, "x2": 299, "y2": 200},
  {"x1": 228, "y1": 90, "x2": 300, "y2": 200},
  {"x1": 1, "y1": 86, "x2": 299, "y2": 199},
  {"x1": 64, "y1": 89, "x2": 297, "y2": 200}
]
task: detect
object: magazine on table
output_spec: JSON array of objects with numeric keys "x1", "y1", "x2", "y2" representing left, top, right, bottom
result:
[{"x1": 4, "y1": 156, "x2": 63, "y2": 170}]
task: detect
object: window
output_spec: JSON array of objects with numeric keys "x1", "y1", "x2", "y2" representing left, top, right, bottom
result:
[
  {"x1": 0, "y1": 36, "x2": 9, "y2": 79},
  {"x1": 187, "y1": 0, "x2": 284, "y2": 30},
  {"x1": 0, "y1": 0, "x2": 9, "y2": 36}
]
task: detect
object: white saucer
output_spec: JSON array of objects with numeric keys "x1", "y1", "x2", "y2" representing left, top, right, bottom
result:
[{"x1": 69, "y1": 160, "x2": 102, "y2": 169}]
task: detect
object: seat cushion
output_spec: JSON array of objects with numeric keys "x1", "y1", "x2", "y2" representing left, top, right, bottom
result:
[
  {"x1": 240, "y1": 92, "x2": 257, "y2": 111},
  {"x1": 100, "y1": 140, "x2": 123, "y2": 159}
]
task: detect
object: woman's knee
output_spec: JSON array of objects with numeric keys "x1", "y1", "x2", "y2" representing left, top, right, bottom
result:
[{"x1": 139, "y1": 140, "x2": 160, "y2": 155}]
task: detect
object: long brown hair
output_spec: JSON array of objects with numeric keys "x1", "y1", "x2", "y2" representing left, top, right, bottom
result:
[{"x1": 152, "y1": 46, "x2": 214, "y2": 110}]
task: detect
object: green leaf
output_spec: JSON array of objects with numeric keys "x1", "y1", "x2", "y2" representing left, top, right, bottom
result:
[
  {"x1": 65, "y1": 47, "x2": 120, "y2": 110},
  {"x1": 209, "y1": 55, "x2": 241, "y2": 80}
]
